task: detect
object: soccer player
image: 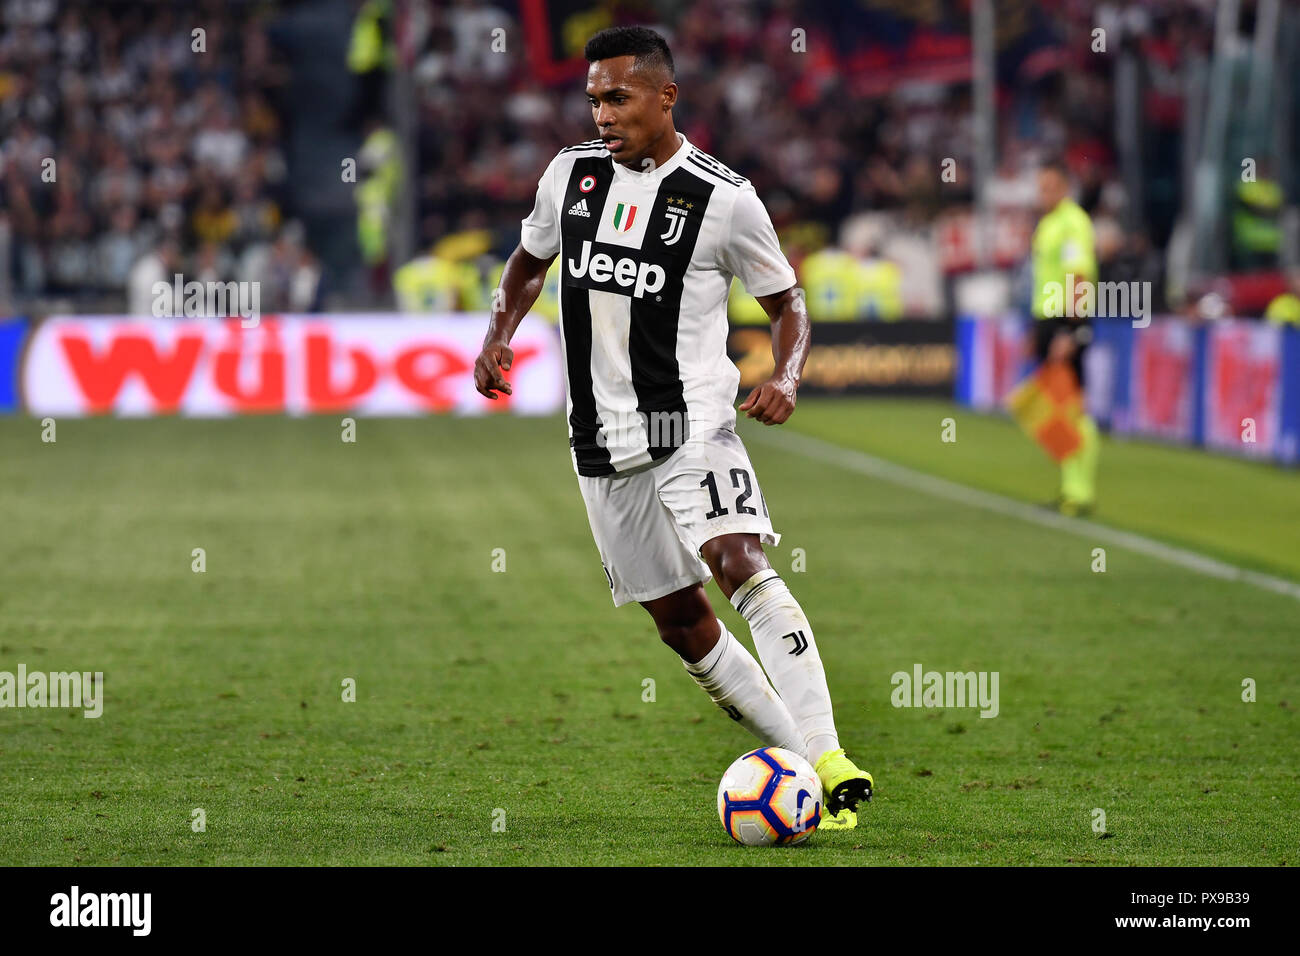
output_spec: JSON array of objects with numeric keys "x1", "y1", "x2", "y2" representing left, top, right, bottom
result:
[
  {"x1": 1029, "y1": 158, "x2": 1100, "y2": 515},
  {"x1": 474, "y1": 26, "x2": 873, "y2": 829}
]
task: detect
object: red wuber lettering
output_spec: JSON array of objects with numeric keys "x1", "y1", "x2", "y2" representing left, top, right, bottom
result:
[{"x1": 21, "y1": 317, "x2": 563, "y2": 417}]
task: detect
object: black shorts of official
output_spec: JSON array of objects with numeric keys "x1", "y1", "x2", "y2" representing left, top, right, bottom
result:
[{"x1": 1033, "y1": 318, "x2": 1091, "y2": 388}]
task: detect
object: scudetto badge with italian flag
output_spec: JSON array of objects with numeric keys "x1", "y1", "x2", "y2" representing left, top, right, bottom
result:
[{"x1": 613, "y1": 202, "x2": 638, "y2": 232}]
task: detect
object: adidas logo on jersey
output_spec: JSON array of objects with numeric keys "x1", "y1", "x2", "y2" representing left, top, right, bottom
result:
[
  {"x1": 567, "y1": 199, "x2": 591, "y2": 218},
  {"x1": 566, "y1": 239, "x2": 666, "y2": 299}
]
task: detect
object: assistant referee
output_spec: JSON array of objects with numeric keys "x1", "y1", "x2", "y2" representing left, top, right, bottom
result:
[{"x1": 1029, "y1": 159, "x2": 1100, "y2": 515}]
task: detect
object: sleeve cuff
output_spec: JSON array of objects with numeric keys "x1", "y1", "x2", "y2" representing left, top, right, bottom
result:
[
  {"x1": 519, "y1": 232, "x2": 558, "y2": 260},
  {"x1": 741, "y1": 271, "x2": 797, "y2": 300}
]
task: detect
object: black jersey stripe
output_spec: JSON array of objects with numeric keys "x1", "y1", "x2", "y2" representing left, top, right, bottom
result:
[
  {"x1": 686, "y1": 154, "x2": 746, "y2": 188},
  {"x1": 689, "y1": 148, "x2": 747, "y2": 181},
  {"x1": 558, "y1": 156, "x2": 615, "y2": 476},
  {"x1": 627, "y1": 167, "x2": 716, "y2": 461},
  {"x1": 689, "y1": 149, "x2": 748, "y2": 184},
  {"x1": 560, "y1": 140, "x2": 606, "y2": 154}
]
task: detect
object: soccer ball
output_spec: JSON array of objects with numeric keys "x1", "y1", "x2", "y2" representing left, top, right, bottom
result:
[{"x1": 717, "y1": 747, "x2": 823, "y2": 846}]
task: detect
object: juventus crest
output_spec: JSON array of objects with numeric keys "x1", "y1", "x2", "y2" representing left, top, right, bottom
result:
[
  {"x1": 660, "y1": 207, "x2": 687, "y2": 245},
  {"x1": 660, "y1": 196, "x2": 693, "y2": 246}
]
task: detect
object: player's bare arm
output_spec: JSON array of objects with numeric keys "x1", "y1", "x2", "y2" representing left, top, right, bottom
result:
[
  {"x1": 739, "y1": 286, "x2": 809, "y2": 425},
  {"x1": 473, "y1": 246, "x2": 555, "y2": 400}
]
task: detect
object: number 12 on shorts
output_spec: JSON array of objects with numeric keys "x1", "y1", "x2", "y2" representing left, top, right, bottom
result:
[{"x1": 700, "y1": 469, "x2": 767, "y2": 520}]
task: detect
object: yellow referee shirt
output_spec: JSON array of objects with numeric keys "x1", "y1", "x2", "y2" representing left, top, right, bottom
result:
[{"x1": 1031, "y1": 198, "x2": 1097, "y2": 320}]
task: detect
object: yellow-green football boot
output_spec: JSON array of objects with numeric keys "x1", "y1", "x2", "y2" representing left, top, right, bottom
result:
[
  {"x1": 818, "y1": 807, "x2": 857, "y2": 830},
  {"x1": 814, "y1": 748, "x2": 873, "y2": 826}
]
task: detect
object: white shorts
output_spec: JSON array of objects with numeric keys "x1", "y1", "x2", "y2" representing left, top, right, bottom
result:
[{"x1": 577, "y1": 425, "x2": 781, "y2": 607}]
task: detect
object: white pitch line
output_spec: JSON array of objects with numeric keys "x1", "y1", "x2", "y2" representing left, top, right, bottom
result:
[{"x1": 746, "y1": 425, "x2": 1300, "y2": 604}]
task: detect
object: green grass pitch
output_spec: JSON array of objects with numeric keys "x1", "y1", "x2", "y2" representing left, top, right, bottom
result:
[{"x1": 0, "y1": 398, "x2": 1296, "y2": 865}]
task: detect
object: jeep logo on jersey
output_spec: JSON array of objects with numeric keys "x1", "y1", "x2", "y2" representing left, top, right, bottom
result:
[
  {"x1": 612, "y1": 202, "x2": 638, "y2": 232},
  {"x1": 566, "y1": 240, "x2": 666, "y2": 299}
]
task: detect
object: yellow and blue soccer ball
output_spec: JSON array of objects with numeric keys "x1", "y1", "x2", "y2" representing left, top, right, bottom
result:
[{"x1": 717, "y1": 747, "x2": 822, "y2": 846}]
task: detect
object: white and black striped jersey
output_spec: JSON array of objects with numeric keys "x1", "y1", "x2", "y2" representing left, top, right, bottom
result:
[{"x1": 520, "y1": 131, "x2": 796, "y2": 477}]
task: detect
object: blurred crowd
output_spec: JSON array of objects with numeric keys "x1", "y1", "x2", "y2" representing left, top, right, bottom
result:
[
  {"x1": 1, "y1": 0, "x2": 1294, "y2": 321},
  {"x1": 0, "y1": 0, "x2": 321, "y2": 313},
  {"x1": 405, "y1": 0, "x2": 1294, "y2": 322}
]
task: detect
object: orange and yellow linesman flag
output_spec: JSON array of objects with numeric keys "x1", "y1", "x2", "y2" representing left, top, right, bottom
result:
[{"x1": 1005, "y1": 361, "x2": 1084, "y2": 462}]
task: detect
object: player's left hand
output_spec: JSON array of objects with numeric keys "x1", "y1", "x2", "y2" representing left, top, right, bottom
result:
[{"x1": 739, "y1": 375, "x2": 797, "y2": 425}]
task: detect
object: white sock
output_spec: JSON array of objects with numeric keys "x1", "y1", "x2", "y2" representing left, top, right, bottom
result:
[
  {"x1": 731, "y1": 569, "x2": 840, "y2": 766},
  {"x1": 682, "y1": 620, "x2": 807, "y2": 758}
]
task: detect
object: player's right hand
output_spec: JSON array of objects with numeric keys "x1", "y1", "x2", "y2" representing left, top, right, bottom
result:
[{"x1": 474, "y1": 342, "x2": 515, "y2": 400}]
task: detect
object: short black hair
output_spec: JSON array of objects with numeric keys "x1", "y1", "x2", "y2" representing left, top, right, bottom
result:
[
  {"x1": 584, "y1": 26, "x2": 674, "y2": 81},
  {"x1": 1040, "y1": 156, "x2": 1070, "y2": 178}
]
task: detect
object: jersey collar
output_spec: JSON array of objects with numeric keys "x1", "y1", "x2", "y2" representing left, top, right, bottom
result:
[{"x1": 610, "y1": 131, "x2": 690, "y2": 183}]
